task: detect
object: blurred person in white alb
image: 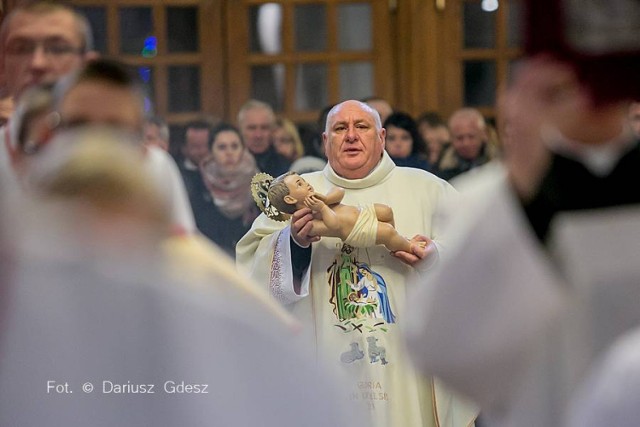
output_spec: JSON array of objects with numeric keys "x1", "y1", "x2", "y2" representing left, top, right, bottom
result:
[{"x1": 405, "y1": 1, "x2": 640, "y2": 427}]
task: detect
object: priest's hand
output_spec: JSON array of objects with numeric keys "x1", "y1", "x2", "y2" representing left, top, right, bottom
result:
[
  {"x1": 290, "y1": 207, "x2": 320, "y2": 248},
  {"x1": 392, "y1": 234, "x2": 436, "y2": 267}
]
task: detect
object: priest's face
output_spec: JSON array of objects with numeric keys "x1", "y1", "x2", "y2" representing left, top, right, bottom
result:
[{"x1": 323, "y1": 100, "x2": 385, "y2": 180}]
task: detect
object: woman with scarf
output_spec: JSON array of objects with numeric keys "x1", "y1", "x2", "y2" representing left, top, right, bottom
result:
[
  {"x1": 383, "y1": 112, "x2": 431, "y2": 171},
  {"x1": 200, "y1": 123, "x2": 259, "y2": 258}
]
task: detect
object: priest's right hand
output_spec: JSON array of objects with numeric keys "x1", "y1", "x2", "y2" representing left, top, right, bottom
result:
[{"x1": 290, "y1": 207, "x2": 320, "y2": 248}]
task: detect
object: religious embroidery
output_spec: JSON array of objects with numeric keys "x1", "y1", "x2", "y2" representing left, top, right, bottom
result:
[
  {"x1": 328, "y1": 244, "x2": 396, "y2": 333},
  {"x1": 340, "y1": 342, "x2": 365, "y2": 364},
  {"x1": 366, "y1": 336, "x2": 388, "y2": 365},
  {"x1": 269, "y1": 230, "x2": 290, "y2": 304}
]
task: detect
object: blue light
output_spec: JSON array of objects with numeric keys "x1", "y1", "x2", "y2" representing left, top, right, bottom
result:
[
  {"x1": 142, "y1": 35, "x2": 157, "y2": 57},
  {"x1": 138, "y1": 67, "x2": 151, "y2": 83},
  {"x1": 144, "y1": 97, "x2": 153, "y2": 113}
]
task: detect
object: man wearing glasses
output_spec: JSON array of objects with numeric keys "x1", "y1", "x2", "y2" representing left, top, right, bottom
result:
[{"x1": 0, "y1": 1, "x2": 95, "y2": 175}]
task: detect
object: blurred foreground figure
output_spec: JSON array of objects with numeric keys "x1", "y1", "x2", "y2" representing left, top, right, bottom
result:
[
  {"x1": 628, "y1": 102, "x2": 640, "y2": 138},
  {"x1": 0, "y1": 0, "x2": 95, "y2": 187},
  {"x1": 405, "y1": 1, "x2": 640, "y2": 427},
  {"x1": 567, "y1": 327, "x2": 640, "y2": 427},
  {"x1": 0, "y1": 129, "x2": 361, "y2": 427},
  {"x1": 54, "y1": 58, "x2": 195, "y2": 233}
]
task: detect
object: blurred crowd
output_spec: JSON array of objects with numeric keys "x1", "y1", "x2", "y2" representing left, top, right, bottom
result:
[{"x1": 1, "y1": 1, "x2": 640, "y2": 427}]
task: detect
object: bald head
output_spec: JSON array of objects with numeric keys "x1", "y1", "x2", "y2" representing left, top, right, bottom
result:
[
  {"x1": 448, "y1": 108, "x2": 487, "y2": 161},
  {"x1": 323, "y1": 100, "x2": 386, "y2": 179},
  {"x1": 325, "y1": 100, "x2": 382, "y2": 134}
]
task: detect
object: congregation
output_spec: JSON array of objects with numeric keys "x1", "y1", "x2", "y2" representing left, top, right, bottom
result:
[{"x1": 1, "y1": 0, "x2": 639, "y2": 427}]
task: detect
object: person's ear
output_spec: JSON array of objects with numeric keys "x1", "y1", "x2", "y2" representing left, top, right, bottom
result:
[
  {"x1": 322, "y1": 132, "x2": 329, "y2": 154},
  {"x1": 283, "y1": 195, "x2": 297, "y2": 205}
]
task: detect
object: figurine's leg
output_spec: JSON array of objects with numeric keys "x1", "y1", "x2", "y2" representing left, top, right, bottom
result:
[
  {"x1": 376, "y1": 222, "x2": 412, "y2": 253},
  {"x1": 373, "y1": 203, "x2": 395, "y2": 227}
]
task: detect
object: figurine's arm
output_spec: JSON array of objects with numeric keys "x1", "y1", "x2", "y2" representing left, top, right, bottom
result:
[
  {"x1": 304, "y1": 195, "x2": 341, "y2": 231},
  {"x1": 314, "y1": 187, "x2": 345, "y2": 206}
]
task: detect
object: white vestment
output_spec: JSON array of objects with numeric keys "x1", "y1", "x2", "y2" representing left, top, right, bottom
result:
[
  {"x1": 567, "y1": 327, "x2": 640, "y2": 427},
  {"x1": 237, "y1": 152, "x2": 477, "y2": 427},
  {"x1": 405, "y1": 162, "x2": 640, "y2": 427},
  {"x1": 0, "y1": 198, "x2": 361, "y2": 427},
  {"x1": 143, "y1": 145, "x2": 196, "y2": 233}
]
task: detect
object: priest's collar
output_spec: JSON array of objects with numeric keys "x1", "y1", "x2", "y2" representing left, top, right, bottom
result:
[
  {"x1": 541, "y1": 125, "x2": 638, "y2": 177},
  {"x1": 322, "y1": 151, "x2": 396, "y2": 189}
]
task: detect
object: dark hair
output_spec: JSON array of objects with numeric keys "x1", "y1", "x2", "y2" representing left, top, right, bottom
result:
[
  {"x1": 53, "y1": 58, "x2": 145, "y2": 127},
  {"x1": 54, "y1": 58, "x2": 143, "y2": 109},
  {"x1": 185, "y1": 119, "x2": 214, "y2": 148},
  {"x1": 211, "y1": 122, "x2": 243, "y2": 148},
  {"x1": 317, "y1": 104, "x2": 335, "y2": 133},
  {"x1": 383, "y1": 112, "x2": 428, "y2": 157},
  {"x1": 77, "y1": 58, "x2": 138, "y2": 88},
  {"x1": 416, "y1": 111, "x2": 446, "y2": 128}
]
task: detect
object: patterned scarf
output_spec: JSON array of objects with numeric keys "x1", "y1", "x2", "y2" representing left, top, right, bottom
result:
[{"x1": 200, "y1": 150, "x2": 259, "y2": 221}]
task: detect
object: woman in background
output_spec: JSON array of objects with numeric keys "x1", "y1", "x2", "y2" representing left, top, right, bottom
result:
[
  {"x1": 383, "y1": 112, "x2": 431, "y2": 171},
  {"x1": 200, "y1": 123, "x2": 259, "y2": 257},
  {"x1": 273, "y1": 117, "x2": 304, "y2": 162}
]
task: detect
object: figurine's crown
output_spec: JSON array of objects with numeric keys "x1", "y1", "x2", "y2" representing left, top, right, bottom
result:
[{"x1": 250, "y1": 172, "x2": 290, "y2": 222}]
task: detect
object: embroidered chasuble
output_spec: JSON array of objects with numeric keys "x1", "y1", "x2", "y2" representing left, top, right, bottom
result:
[{"x1": 237, "y1": 152, "x2": 477, "y2": 427}]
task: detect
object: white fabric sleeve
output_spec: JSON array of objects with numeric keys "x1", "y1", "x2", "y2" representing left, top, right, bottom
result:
[
  {"x1": 163, "y1": 154, "x2": 196, "y2": 233},
  {"x1": 269, "y1": 226, "x2": 310, "y2": 305},
  {"x1": 566, "y1": 329, "x2": 640, "y2": 427},
  {"x1": 144, "y1": 146, "x2": 196, "y2": 233},
  {"x1": 405, "y1": 168, "x2": 565, "y2": 411}
]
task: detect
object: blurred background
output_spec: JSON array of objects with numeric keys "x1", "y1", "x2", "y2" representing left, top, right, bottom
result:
[{"x1": 0, "y1": 0, "x2": 523, "y2": 156}]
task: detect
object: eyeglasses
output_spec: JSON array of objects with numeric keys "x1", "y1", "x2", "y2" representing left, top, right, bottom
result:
[{"x1": 5, "y1": 39, "x2": 84, "y2": 58}]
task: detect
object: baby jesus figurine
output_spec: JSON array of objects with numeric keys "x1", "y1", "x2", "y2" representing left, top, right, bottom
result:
[{"x1": 252, "y1": 172, "x2": 423, "y2": 255}]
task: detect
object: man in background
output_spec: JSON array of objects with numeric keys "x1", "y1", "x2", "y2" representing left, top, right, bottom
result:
[
  {"x1": 362, "y1": 96, "x2": 393, "y2": 125},
  {"x1": 54, "y1": 58, "x2": 195, "y2": 233},
  {"x1": 178, "y1": 120, "x2": 219, "y2": 241},
  {"x1": 0, "y1": 0, "x2": 95, "y2": 177},
  {"x1": 405, "y1": 1, "x2": 640, "y2": 426},
  {"x1": 237, "y1": 99, "x2": 290, "y2": 176},
  {"x1": 437, "y1": 107, "x2": 497, "y2": 181},
  {"x1": 143, "y1": 116, "x2": 170, "y2": 151}
]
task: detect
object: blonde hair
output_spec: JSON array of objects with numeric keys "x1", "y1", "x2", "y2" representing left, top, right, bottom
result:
[
  {"x1": 37, "y1": 128, "x2": 170, "y2": 228},
  {"x1": 275, "y1": 117, "x2": 304, "y2": 160}
]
